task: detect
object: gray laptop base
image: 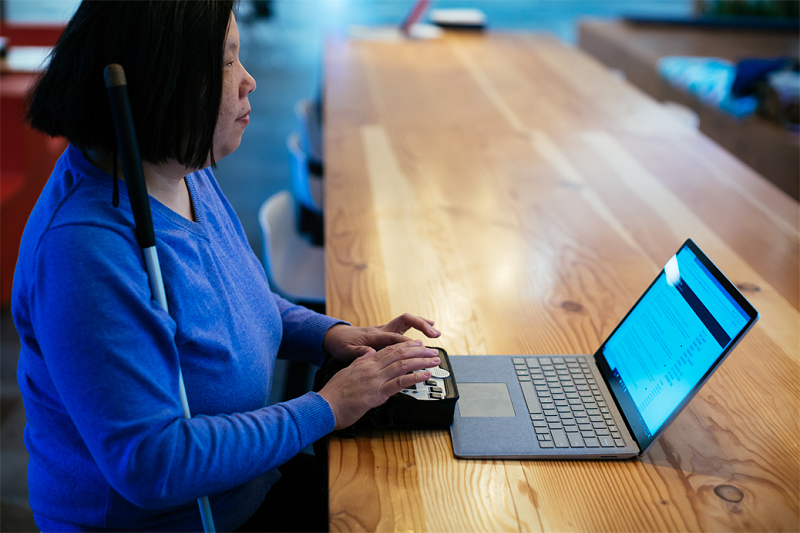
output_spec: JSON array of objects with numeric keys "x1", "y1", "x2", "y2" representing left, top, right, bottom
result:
[{"x1": 449, "y1": 355, "x2": 639, "y2": 460}]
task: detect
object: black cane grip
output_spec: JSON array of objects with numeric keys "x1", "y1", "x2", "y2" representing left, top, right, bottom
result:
[{"x1": 104, "y1": 63, "x2": 155, "y2": 249}]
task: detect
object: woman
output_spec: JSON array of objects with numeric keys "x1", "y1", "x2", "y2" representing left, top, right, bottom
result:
[{"x1": 14, "y1": 1, "x2": 441, "y2": 531}]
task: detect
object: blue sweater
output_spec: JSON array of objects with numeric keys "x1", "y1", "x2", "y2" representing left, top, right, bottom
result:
[{"x1": 12, "y1": 145, "x2": 339, "y2": 531}]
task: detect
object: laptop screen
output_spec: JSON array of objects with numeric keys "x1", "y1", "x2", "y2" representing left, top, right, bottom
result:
[{"x1": 595, "y1": 240, "x2": 759, "y2": 453}]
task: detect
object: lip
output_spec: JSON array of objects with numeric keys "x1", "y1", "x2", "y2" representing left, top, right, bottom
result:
[{"x1": 236, "y1": 110, "x2": 251, "y2": 125}]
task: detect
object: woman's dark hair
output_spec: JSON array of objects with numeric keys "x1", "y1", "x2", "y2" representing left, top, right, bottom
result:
[{"x1": 25, "y1": 0, "x2": 235, "y2": 169}]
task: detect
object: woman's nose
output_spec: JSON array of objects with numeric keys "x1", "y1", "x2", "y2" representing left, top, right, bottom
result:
[{"x1": 241, "y1": 66, "x2": 256, "y2": 96}]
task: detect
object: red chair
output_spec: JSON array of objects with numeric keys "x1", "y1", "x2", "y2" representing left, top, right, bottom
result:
[
  {"x1": 0, "y1": 21, "x2": 67, "y2": 306},
  {"x1": 0, "y1": 20, "x2": 64, "y2": 47}
]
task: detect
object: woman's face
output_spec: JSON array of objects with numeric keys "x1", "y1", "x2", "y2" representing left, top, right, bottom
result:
[{"x1": 213, "y1": 13, "x2": 256, "y2": 162}]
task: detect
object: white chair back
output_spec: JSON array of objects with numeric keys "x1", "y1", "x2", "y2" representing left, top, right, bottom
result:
[{"x1": 258, "y1": 191, "x2": 325, "y2": 304}]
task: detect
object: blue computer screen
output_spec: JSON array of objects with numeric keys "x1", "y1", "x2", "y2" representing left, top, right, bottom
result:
[{"x1": 601, "y1": 246, "x2": 751, "y2": 438}]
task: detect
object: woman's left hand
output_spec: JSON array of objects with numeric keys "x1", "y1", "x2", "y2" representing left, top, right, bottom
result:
[{"x1": 322, "y1": 313, "x2": 441, "y2": 364}]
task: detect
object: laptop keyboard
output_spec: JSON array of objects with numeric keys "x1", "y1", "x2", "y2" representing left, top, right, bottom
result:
[{"x1": 513, "y1": 357, "x2": 627, "y2": 449}]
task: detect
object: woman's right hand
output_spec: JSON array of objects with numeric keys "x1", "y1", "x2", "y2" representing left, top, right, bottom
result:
[{"x1": 317, "y1": 340, "x2": 440, "y2": 430}]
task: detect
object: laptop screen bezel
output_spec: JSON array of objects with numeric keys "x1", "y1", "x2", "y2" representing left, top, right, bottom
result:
[{"x1": 593, "y1": 239, "x2": 759, "y2": 455}]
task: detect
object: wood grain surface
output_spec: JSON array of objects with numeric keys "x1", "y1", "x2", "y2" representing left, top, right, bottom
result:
[{"x1": 324, "y1": 32, "x2": 799, "y2": 532}]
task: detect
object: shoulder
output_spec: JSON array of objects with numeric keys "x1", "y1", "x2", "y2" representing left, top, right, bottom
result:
[
  {"x1": 14, "y1": 209, "x2": 152, "y2": 342},
  {"x1": 16, "y1": 146, "x2": 143, "y2": 292},
  {"x1": 28, "y1": 144, "x2": 138, "y2": 244}
]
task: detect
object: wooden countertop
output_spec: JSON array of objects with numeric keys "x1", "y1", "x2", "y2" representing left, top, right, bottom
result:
[{"x1": 323, "y1": 32, "x2": 799, "y2": 532}]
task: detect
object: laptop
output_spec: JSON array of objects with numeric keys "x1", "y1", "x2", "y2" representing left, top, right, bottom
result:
[{"x1": 449, "y1": 239, "x2": 759, "y2": 459}]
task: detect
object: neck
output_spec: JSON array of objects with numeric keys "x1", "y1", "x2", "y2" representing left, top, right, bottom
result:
[{"x1": 85, "y1": 149, "x2": 196, "y2": 222}]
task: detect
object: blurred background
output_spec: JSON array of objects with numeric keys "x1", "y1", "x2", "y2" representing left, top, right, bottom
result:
[{"x1": 1, "y1": 1, "x2": 796, "y2": 530}]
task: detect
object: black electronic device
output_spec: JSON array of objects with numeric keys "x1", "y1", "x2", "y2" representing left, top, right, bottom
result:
[{"x1": 313, "y1": 347, "x2": 459, "y2": 437}]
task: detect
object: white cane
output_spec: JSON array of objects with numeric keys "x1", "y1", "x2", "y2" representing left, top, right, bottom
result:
[{"x1": 103, "y1": 63, "x2": 216, "y2": 533}]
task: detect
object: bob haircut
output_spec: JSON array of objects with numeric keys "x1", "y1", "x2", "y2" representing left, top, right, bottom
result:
[{"x1": 26, "y1": 0, "x2": 235, "y2": 170}]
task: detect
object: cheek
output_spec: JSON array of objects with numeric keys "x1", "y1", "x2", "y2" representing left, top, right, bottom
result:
[
  {"x1": 219, "y1": 94, "x2": 236, "y2": 122},
  {"x1": 222, "y1": 74, "x2": 238, "y2": 103}
]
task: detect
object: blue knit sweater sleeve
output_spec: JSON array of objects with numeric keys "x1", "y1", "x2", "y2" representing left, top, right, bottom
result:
[
  {"x1": 27, "y1": 222, "x2": 334, "y2": 510},
  {"x1": 273, "y1": 294, "x2": 346, "y2": 365}
]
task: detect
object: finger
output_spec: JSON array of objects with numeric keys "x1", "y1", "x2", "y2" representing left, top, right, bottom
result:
[
  {"x1": 383, "y1": 313, "x2": 423, "y2": 332},
  {"x1": 360, "y1": 348, "x2": 377, "y2": 359},
  {"x1": 386, "y1": 313, "x2": 441, "y2": 338},
  {"x1": 382, "y1": 352, "x2": 441, "y2": 377},
  {"x1": 382, "y1": 369, "x2": 432, "y2": 397},
  {"x1": 408, "y1": 314, "x2": 439, "y2": 337},
  {"x1": 369, "y1": 331, "x2": 413, "y2": 348},
  {"x1": 395, "y1": 315, "x2": 433, "y2": 335},
  {"x1": 372, "y1": 340, "x2": 427, "y2": 366},
  {"x1": 373, "y1": 338, "x2": 423, "y2": 356}
]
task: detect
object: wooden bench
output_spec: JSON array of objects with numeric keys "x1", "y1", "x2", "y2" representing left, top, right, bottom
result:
[{"x1": 578, "y1": 18, "x2": 799, "y2": 200}]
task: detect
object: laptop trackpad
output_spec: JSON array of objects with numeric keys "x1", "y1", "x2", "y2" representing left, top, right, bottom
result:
[{"x1": 458, "y1": 383, "x2": 516, "y2": 417}]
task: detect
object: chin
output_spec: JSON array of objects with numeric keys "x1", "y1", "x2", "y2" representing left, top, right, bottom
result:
[{"x1": 213, "y1": 143, "x2": 242, "y2": 163}]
